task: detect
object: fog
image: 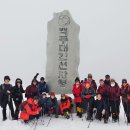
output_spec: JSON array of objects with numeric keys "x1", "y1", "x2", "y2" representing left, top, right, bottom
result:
[{"x1": 0, "y1": 0, "x2": 130, "y2": 87}]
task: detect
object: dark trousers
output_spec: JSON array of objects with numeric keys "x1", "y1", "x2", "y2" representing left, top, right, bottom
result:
[
  {"x1": 110, "y1": 100, "x2": 120, "y2": 120},
  {"x1": 14, "y1": 100, "x2": 22, "y2": 119},
  {"x1": 83, "y1": 98, "x2": 94, "y2": 117},
  {"x1": 2, "y1": 99, "x2": 15, "y2": 119}
]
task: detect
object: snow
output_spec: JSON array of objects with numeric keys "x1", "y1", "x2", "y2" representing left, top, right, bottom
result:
[{"x1": 0, "y1": 102, "x2": 129, "y2": 130}]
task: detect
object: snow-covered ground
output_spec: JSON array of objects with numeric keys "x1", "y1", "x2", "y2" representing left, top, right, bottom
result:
[{"x1": 0, "y1": 100, "x2": 129, "y2": 130}]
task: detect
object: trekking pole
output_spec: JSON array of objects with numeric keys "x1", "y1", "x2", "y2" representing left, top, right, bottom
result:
[
  {"x1": 46, "y1": 114, "x2": 52, "y2": 127},
  {"x1": 87, "y1": 120, "x2": 91, "y2": 128},
  {"x1": 34, "y1": 119, "x2": 38, "y2": 130},
  {"x1": 124, "y1": 111, "x2": 126, "y2": 123}
]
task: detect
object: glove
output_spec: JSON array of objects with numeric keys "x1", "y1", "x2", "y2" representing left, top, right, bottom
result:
[
  {"x1": 93, "y1": 108, "x2": 97, "y2": 113},
  {"x1": 102, "y1": 109, "x2": 105, "y2": 115},
  {"x1": 85, "y1": 95, "x2": 91, "y2": 99}
]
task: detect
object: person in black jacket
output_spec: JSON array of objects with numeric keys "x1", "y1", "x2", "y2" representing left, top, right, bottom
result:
[
  {"x1": 0, "y1": 76, "x2": 15, "y2": 121},
  {"x1": 93, "y1": 94, "x2": 108, "y2": 123},
  {"x1": 48, "y1": 92, "x2": 59, "y2": 118},
  {"x1": 12, "y1": 78, "x2": 25, "y2": 119}
]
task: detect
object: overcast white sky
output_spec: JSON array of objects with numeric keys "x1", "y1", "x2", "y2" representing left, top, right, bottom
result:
[{"x1": 0, "y1": 0, "x2": 130, "y2": 86}]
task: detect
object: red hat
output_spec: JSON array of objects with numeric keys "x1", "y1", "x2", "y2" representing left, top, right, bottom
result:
[
  {"x1": 99, "y1": 79, "x2": 104, "y2": 82},
  {"x1": 50, "y1": 92, "x2": 55, "y2": 96},
  {"x1": 85, "y1": 80, "x2": 91, "y2": 85}
]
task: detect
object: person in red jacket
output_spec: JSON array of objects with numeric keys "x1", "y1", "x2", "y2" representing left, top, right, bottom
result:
[
  {"x1": 60, "y1": 94, "x2": 71, "y2": 119},
  {"x1": 72, "y1": 77, "x2": 83, "y2": 118},
  {"x1": 109, "y1": 79, "x2": 121, "y2": 122},
  {"x1": 97, "y1": 79, "x2": 110, "y2": 121},
  {"x1": 20, "y1": 96, "x2": 41, "y2": 123},
  {"x1": 25, "y1": 79, "x2": 38, "y2": 99},
  {"x1": 121, "y1": 79, "x2": 130, "y2": 123}
]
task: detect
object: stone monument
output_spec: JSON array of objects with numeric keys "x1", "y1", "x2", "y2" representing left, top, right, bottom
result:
[{"x1": 46, "y1": 10, "x2": 80, "y2": 94}]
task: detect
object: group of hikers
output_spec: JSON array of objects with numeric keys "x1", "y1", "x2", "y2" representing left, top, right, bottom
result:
[{"x1": 0, "y1": 73, "x2": 130, "y2": 125}]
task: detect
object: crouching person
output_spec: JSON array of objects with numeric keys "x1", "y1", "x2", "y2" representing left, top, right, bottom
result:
[
  {"x1": 19, "y1": 96, "x2": 41, "y2": 123},
  {"x1": 48, "y1": 92, "x2": 59, "y2": 118},
  {"x1": 39, "y1": 92, "x2": 50, "y2": 116},
  {"x1": 93, "y1": 93, "x2": 108, "y2": 123},
  {"x1": 60, "y1": 94, "x2": 71, "y2": 119}
]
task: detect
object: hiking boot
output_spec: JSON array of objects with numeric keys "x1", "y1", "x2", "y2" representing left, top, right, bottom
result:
[{"x1": 3, "y1": 117, "x2": 7, "y2": 121}]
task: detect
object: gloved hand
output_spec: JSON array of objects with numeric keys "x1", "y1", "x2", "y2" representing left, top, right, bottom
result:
[
  {"x1": 85, "y1": 95, "x2": 91, "y2": 99},
  {"x1": 102, "y1": 109, "x2": 105, "y2": 115}
]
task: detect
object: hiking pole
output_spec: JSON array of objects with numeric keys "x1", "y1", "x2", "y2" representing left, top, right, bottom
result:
[
  {"x1": 87, "y1": 120, "x2": 91, "y2": 128},
  {"x1": 34, "y1": 119, "x2": 38, "y2": 130},
  {"x1": 46, "y1": 114, "x2": 52, "y2": 127}
]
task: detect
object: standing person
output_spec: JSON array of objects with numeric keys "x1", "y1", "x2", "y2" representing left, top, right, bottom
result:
[
  {"x1": 72, "y1": 77, "x2": 83, "y2": 118},
  {"x1": 12, "y1": 78, "x2": 25, "y2": 120},
  {"x1": 33, "y1": 73, "x2": 49, "y2": 96},
  {"x1": 81, "y1": 80, "x2": 96, "y2": 120},
  {"x1": 97, "y1": 79, "x2": 110, "y2": 119},
  {"x1": 48, "y1": 92, "x2": 59, "y2": 118},
  {"x1": 120, "y1": 79, "x2": 130, "y2": 123},
  {"x1": 104, "y1": 75, "x2": 111, "y2": 86},
  {"x1": 87, "y1": 73, "x2": 97, "y2": 91},
  {"x1": 109, "y1": 79, "x2": 121, "y2": 122},
  {"x1": 37, "y1": 77, "x2": 49, "y2": 96},
  {"x1": 0, "y1": 76, "x2": 15, "y2": 121},
  {"x1": 25, "y1": 79, "x2": 38, "y2": 99}
]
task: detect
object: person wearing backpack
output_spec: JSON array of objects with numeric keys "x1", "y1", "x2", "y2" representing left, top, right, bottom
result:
[
  {"x1": 20, "y1": 96, "x2": 41, "y2": 123},
  {"x1": 0, "y1": 76, "x2": 15, "y2": 121},
  {"x1": 12, "y1": 78, "x2": 25, "y2": 120}
]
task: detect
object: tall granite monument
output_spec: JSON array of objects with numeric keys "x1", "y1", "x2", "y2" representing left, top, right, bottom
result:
[{"x1": 46, "y1": 10, "x2": 80, "y2": 94}]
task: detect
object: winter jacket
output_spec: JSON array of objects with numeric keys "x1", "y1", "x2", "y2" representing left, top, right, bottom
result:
[
  {"x1": 20, "y1": 98, "x2": 41, "y2": 121},
  {"x1": 38, "y1": 82, "x2": 49, "y2": 96},
  {"x1": 25, "y1": 84, "x2": 38, "y2": 99},
  {"x1": 121, "y1": 83, "x2": 130, "y2": 102},
  {"x1": 81, "y1": 87, "x2": 96, "y2": 100},
  {"x1": 60, "y1": 96, "x2": 71, "y2": 114},
  {"x1": 72, "y1": 83, "x2": 83, "y2": 103},
  {"x1": 90, "y1": 80, "x2": 97, "y2": 91},
  {"x1": 39, "y1": 97, "x2": 50, "y2": 109},
  {"x1": 94, "y1": 99, "x2": 106, "y2": 111},
  {"x1": 97, "y1": 85, "x2": 110, "y2": 100},
  {"x1": 109, "y1": 83, "x2": 121, "y2": 101},
  {"x1": 12, "y1": 85, "x2": 25, "y2": 102},
  {"x1": 49, "y1": 97, "x2": 58, "y2": 108},
  {"x1": 0, "y1": 84, "x2": 13, "y2": 106}
]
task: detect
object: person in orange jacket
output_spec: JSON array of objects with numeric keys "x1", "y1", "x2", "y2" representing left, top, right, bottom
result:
[
  {"x1": 72, "y1": 77, "x2": 83, "y2": 118},
  {"x1": 60, "y1": 94, "x2": 71, "y2": 119},
  {"x1": 20, "y1": 96, "x2": 41, "y2": 123}
]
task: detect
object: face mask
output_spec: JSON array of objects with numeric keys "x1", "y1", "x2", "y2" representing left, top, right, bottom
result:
[{"x1": 111, "y1": 83, "x2": 115, "y2": 87}]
